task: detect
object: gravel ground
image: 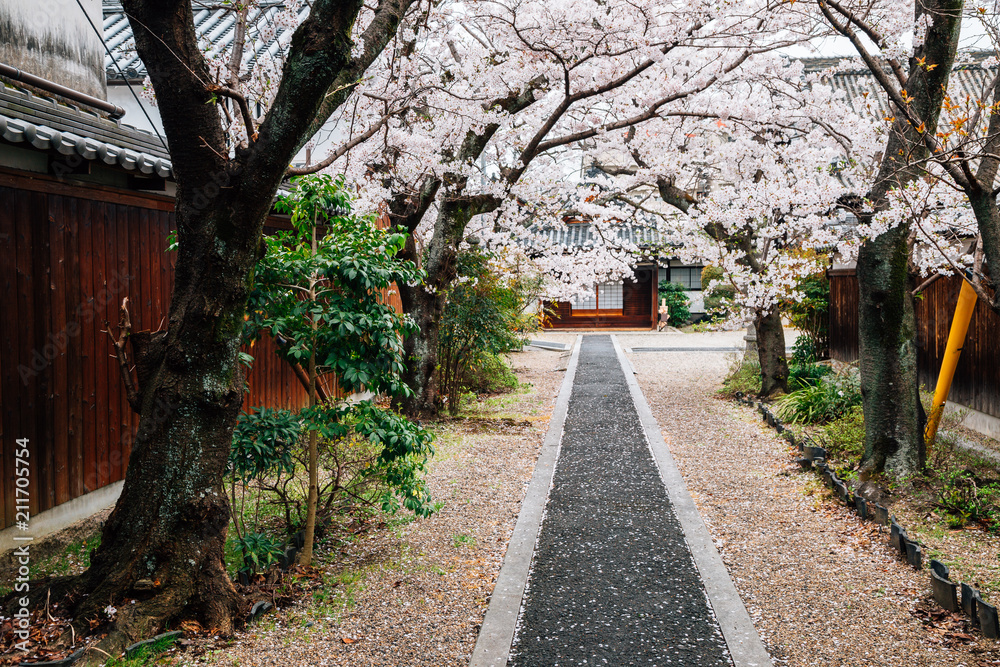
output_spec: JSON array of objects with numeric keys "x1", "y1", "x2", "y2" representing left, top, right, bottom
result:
[
  {"x1": 621, "y1": 332, "x2": 1000, "y2": 667},
  {"x1": 511, "y1": 336, "x2": 730, "y2": 667},
  {"x1": 187, "y1": 337, "x2": 575, "y2": 667}
]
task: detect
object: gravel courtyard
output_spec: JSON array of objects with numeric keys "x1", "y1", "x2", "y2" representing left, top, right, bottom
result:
[{"x1": 621, "y1": 331, "x2": 1000, "y2": 667}]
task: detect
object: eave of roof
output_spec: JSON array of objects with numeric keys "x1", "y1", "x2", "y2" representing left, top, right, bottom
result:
[
  {"x1": 525, "y1": 221, "x2": 666, "y2": 249},
  {"x1": 0, "y1": 84, "x2": 173, "y2": 178}
]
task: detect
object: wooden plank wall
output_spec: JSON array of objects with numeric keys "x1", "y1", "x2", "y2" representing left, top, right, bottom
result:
[
  {"x1": 0, "y1": 183, "x2": 178, "y2": 528},
  {"x1": 828, "y1": 270, "x2": 859, "y2": 364},
  {"x1": 0, "y1": 174, "x2": 401, "y2": 530},
  {"x1": 828, "y1": 270, "x2": 1000, "y2": 419},
  {"x1": 914, "y1": 275, "x2": 1000, "y2": 419}
]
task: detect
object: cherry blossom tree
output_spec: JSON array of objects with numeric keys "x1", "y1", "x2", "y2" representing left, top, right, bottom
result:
[
  {"x1": 298, "y1": 0, "x2": 824, "y2": 415},
  {"x1": 814, "y1": 0, "x2": 969, "y2": 477},
  {"x1": 23, "y1": 0, "x2": 420, "y2": 658},
  {"x1": 579, "y1": 54, "x2": 879, "y2": 396}
]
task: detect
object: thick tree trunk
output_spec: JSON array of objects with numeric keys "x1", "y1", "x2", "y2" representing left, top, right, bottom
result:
[
  {"x1": 396, "y1": 199, "x2": 478, "y2": 417},
  {"x1": 755, "y1": 309, "x2": 788, "y2": 397},
  {"x1": 11, "y1": 0, "x2": 393, "y2": 656},
  {"x1": 398, "y1": 282, "x2": 446, "y2": 417},
  {"x1": 856, "y1": 231, "x2": 925, "y2": 477},
  {"x1": 69, "y1": 193, "x2": 264, "y2": 649},
  {"x1": 830, "y1": 0, "x2": 961, "y2": 478}
]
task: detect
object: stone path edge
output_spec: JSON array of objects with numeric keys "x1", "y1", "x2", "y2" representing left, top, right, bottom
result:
[
  {"x1": 469, "y1": 334, "x2": 583, "y2": 667},
  {"x1": 610, "y1": 335, "x2": 774, "y2": 667}
]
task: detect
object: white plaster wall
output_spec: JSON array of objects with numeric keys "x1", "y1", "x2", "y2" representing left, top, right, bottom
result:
[
  {"x1": 0, "y1": 0, "x2": 106, "y2": 99},
  {"x1": 107, "y1": 84, "x2": 164, "y2": 135}
]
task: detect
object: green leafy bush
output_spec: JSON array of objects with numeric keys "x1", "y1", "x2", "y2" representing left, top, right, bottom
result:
[
  {"x1": 255, "y1": 402, "x2": 436, "y2": 527},
  {"x1": 701, "y1": 265, "x2": 736, "y2": 319},
  {"x1": 791, "y1": 336, "x2": 817, "y2": 366},
  {"x1": 229, "y1": 407, "x2": 300, "y2": 483},
  {"x1": 235, "y1": 175, "x2": 436, "y2": 565},
  {"x1": 937, "y1": 469, "x2": 1000, "y2": 529},
  {"x1": 236, "y1": 532, "x2": 286, "y2": 573},
  {"x1": 783, "y1": 271, "x2": 830, "y2": 359},
  {"x1": 774, "y1": 369, "x2": 861, "y2": 424},
  {"x1": 462, "y1": 352, "x2": 520, "y2": 395},
  {"x1": 439, "y1": 248, "x2": 540, "y2": 414},
  {"x1": 818, "y1": 404, "x2": 865, "y2": 460},
  {"x1": 657, "y1": 281, "x2": 691, "y2": 326},
  {"x1": 789, "y1": 362, "x2": 832, "y2": 390}
]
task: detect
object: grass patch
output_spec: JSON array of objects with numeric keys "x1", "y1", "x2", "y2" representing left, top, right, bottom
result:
[
  {"x1": 0, "y1": 533, "x2": 102, "y2": 596},
  {"x1": 104, "y1": 634, "x2": 179, "y2": 666},
  {"x1": 452, "y1": 534, "x2": 476, "y2": 548},
  {"x1": 718, "y1": 355, "x2": 761, "y2": 397}
]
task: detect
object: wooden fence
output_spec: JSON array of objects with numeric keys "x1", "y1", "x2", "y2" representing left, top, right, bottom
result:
[
  {"x1": 0, "y1": 170, "x2": 399, "y2": 530},
  {"x1": 828, "y1": 269, "x2": 1000, "y2": 419}
]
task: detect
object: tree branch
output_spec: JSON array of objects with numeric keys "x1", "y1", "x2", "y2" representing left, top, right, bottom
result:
[
  {"x1": 287, "y1": 107, "x2": 403, "y2": 176},
  {"x1": 207, "y1": 84, "x2": 257, "y2": 142},
  {"x1": 104, "y1": 297, "x2": 141, "y2": 414}
]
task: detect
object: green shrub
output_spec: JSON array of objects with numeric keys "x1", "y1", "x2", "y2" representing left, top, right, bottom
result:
[
  {"x1": 720, "y1": 357, "x2": 761, "y2": 396},
  {"x1": 819, "y1": 404, "x2": 865, "y2": 461},
  {"x1": 774, "y1": 369, "x2": 861, "y2": 424},
  {"x1": 463, "y1": 352, "x2": 519, "y2": 395},
  {"x1": 791, "y1": 336, "x2": 817, "y2": 366},
  {"x1": 657, "y1": 280, "x2": 691, "y2": 326},
  {"x1": 439, "y1": 247, "x2": 540, "y2": 414},
  {"x1": 701, "y1": 265, "x2": 736, "y2": 319},
  {"x1": 783, "y1": 271, "x2": 830, "y2": 358},
  {"x1": 236, "y1": 532, "x2": 286, "y2": 573},
  {"x1": 937, "y1": 469, "x2": 1000, "y2": 529},
  {"x1": 789, "y1": 361, "x2": 832, "y2": 390}
]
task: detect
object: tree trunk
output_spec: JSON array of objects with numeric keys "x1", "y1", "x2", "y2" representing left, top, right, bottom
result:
[
  {"x1": 396, "y1": 199, "x2": 485, "y2": 418},
  {"x1": 68, "y1": 195, "x2": 263, "y2": 651},
  {"x1": 10, "y1": 0, "x2": 396, "y2": 656},
  {"x1": 398, "y1": 281, "x2": 447, "y2": 418},
  {"x1": 856, "y1": 231, "x2": 925, "y2": 477},
  {"x1": 828, "y1": 0, "x2": 961, "y2": 478},
  {"x1": 755, "y1": 309, "x2": 788, "y2": 397}
]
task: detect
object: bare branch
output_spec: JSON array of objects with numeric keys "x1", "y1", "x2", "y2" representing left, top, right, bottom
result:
[{"x1": 104, "y1": 297, "x2": 141, "y2": 414}]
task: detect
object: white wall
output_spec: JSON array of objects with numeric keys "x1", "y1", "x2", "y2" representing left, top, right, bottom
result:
[
  {"x1": 0, "y1": 0, "x2": 106, "y2": 99},
  {"x1": 107, "y1": 84, "x2": 164, "y2": 135}
]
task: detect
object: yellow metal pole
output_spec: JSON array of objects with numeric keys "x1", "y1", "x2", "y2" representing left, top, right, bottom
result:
[{"x1": 925, "y1": 279, "x2": 978, "y2": 445}]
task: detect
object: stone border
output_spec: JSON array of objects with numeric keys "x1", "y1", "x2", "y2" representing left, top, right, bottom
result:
[
  {"x1": 469, "y1": 334, "x2": 583, "y2": 667},
  {"x1": 611, "y1": 336, "x2": 775, "y2": 667},
  {"x1": 740, "y1": 395, "x2": 996, "y2": 638}
]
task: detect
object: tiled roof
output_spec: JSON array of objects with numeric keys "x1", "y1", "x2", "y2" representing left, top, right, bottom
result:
[
  {"x1": 828, "y1": 66, "x2": 993, "y2": 116},
  {"x1": 800, "y1": 52, "x2": 997, "y2": 116},
  {"x1": 0, "y1": 85, "x2": 172, "y2": 177},
  {"x1": 526, "y1": 222, "x2": 665, "y2": 250},
  {"x1": 103, "y1": 0, "x2": 307, "y2": 81}
]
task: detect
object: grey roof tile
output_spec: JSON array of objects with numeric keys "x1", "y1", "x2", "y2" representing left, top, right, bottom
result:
[
  {"x1": 0, "y1": 85, "x2": 173, "y2": 178},
  {"x1": 103, "y1": 0, "x2": 305, "y2": 81}
]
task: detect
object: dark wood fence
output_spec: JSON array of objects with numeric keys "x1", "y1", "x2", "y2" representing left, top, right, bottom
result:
[
  {"x1": 0, "y1": 170, "x2": 398, "y2": 530},
  {"x1": 828, "y1": 269, "x2": 1000, "y2": 419}
]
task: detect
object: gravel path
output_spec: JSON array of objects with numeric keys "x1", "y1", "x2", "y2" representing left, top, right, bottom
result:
[
  {"x1": 510, "y1": 335, "x2": 731, "y2": 667},
  {"x1": 621, "y1": 332, "x2": 1000, "y2": 667}
]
